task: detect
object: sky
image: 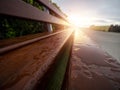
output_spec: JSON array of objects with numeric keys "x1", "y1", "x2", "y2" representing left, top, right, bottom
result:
[{"x1": 52, "y1": 0, "x2": 120, "y2": 27}]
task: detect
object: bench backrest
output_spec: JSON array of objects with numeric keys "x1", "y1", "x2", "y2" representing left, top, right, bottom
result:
[{"x1": 0, "y1": 0, "x2": 69, "y2": 27}]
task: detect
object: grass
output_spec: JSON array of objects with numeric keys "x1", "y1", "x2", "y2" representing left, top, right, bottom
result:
[{"x1": 90, "y1": 26, "x2": 110, "y2": 32}]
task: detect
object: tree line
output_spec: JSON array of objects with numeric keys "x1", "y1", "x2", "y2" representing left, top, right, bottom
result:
[{"x1": 89, "y1": 25, "x2": 120, "y2": 32}]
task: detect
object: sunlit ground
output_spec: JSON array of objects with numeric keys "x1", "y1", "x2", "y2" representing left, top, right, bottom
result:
[
  {"x1": 66, "y1": 13, "x2": 98, "y2": 44},
  {"x1": 73, "y1": 28, "x2": 85, "y2": 43},
  {"x1": 70, "y1": 23, "x2": 92, "y2": 46},
  {"x1": 66, "y1": 12, "x2": 96, "y2": 43}
]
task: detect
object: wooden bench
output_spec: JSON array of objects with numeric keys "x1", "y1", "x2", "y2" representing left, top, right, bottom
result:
[{"x1": 0, "y1": 0, "x2": 74, "y2": 90}]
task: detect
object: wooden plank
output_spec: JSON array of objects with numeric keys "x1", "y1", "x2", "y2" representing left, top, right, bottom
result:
[
  {"x1": 34, "y1": 31, "x2": 73, "y2": 90},
  {"x1": 0, "y1": 29, "x2": 73, "y2": 90},
  {"x1": 0, "y1": 30, "x2": 69, "y2": 54},
  {"x1": 0, "y1": 0, "x2": 69, "y2": 26},
  {"x1": 38, "y1": 0, "x2": 68, "y2": 21},
  {"x1": 44, "y1": 33, "x2": 73, "y2": 90}
]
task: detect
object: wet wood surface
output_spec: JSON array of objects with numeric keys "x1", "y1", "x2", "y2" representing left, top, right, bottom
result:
[
  {"x1": 0, "y1": 29, "x2": 73, "y2": 90},
  {"x1": 69, "y1": 30, "x2": 120, "y2": 90}
]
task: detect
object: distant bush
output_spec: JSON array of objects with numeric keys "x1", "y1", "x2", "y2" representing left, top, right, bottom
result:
[
  {"x1": 108, "y1": 24, "x2": 120, "y2": 32},
  {"x1": 89, "y1": 25, "x2": 110, "y2": 32}
]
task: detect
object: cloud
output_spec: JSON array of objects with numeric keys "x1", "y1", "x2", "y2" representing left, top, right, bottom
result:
[
  {"x1": 94, "y1": 20, "x2": 109, "y2": 23},
  {"x1": 52, "y1": 0, "x2": 120, "y2": 25}
]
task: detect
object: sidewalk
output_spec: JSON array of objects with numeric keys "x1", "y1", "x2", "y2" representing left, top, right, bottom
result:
[{"x1": 68, "y1": 30, "x2": 120, "y2": 90}]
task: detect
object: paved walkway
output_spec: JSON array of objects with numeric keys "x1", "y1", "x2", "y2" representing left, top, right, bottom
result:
[
  {"x1": 69, "y1": 30, "x2": 120, "y2": 90},
  {"x1": 85, "y1": 30, "x2": 120, "y2": 62}
]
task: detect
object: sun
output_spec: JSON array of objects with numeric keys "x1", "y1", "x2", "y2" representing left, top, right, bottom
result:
[{"x1": 67, "y1": 14, "x2": 95, "y2": 27}]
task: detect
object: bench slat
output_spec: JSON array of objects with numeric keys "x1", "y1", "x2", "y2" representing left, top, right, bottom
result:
[
  {"x1": 0, "y1": 29, "x2": 73, "y2": 90},
  {"x1": 38, "y1": 0, "x2": 67, "y2": 21},
  {"x1": 0, "y1": 0, "x2": 69, "y2": 26}
]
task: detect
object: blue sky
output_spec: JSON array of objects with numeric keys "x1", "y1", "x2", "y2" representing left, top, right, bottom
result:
[{"x1": 52, "y1": 0, "x2": 120, "y2": 26}]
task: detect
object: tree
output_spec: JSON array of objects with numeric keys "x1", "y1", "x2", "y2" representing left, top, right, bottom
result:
[{"x1": 108, "y1": 24, "x2": 120, "y2": 32}]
